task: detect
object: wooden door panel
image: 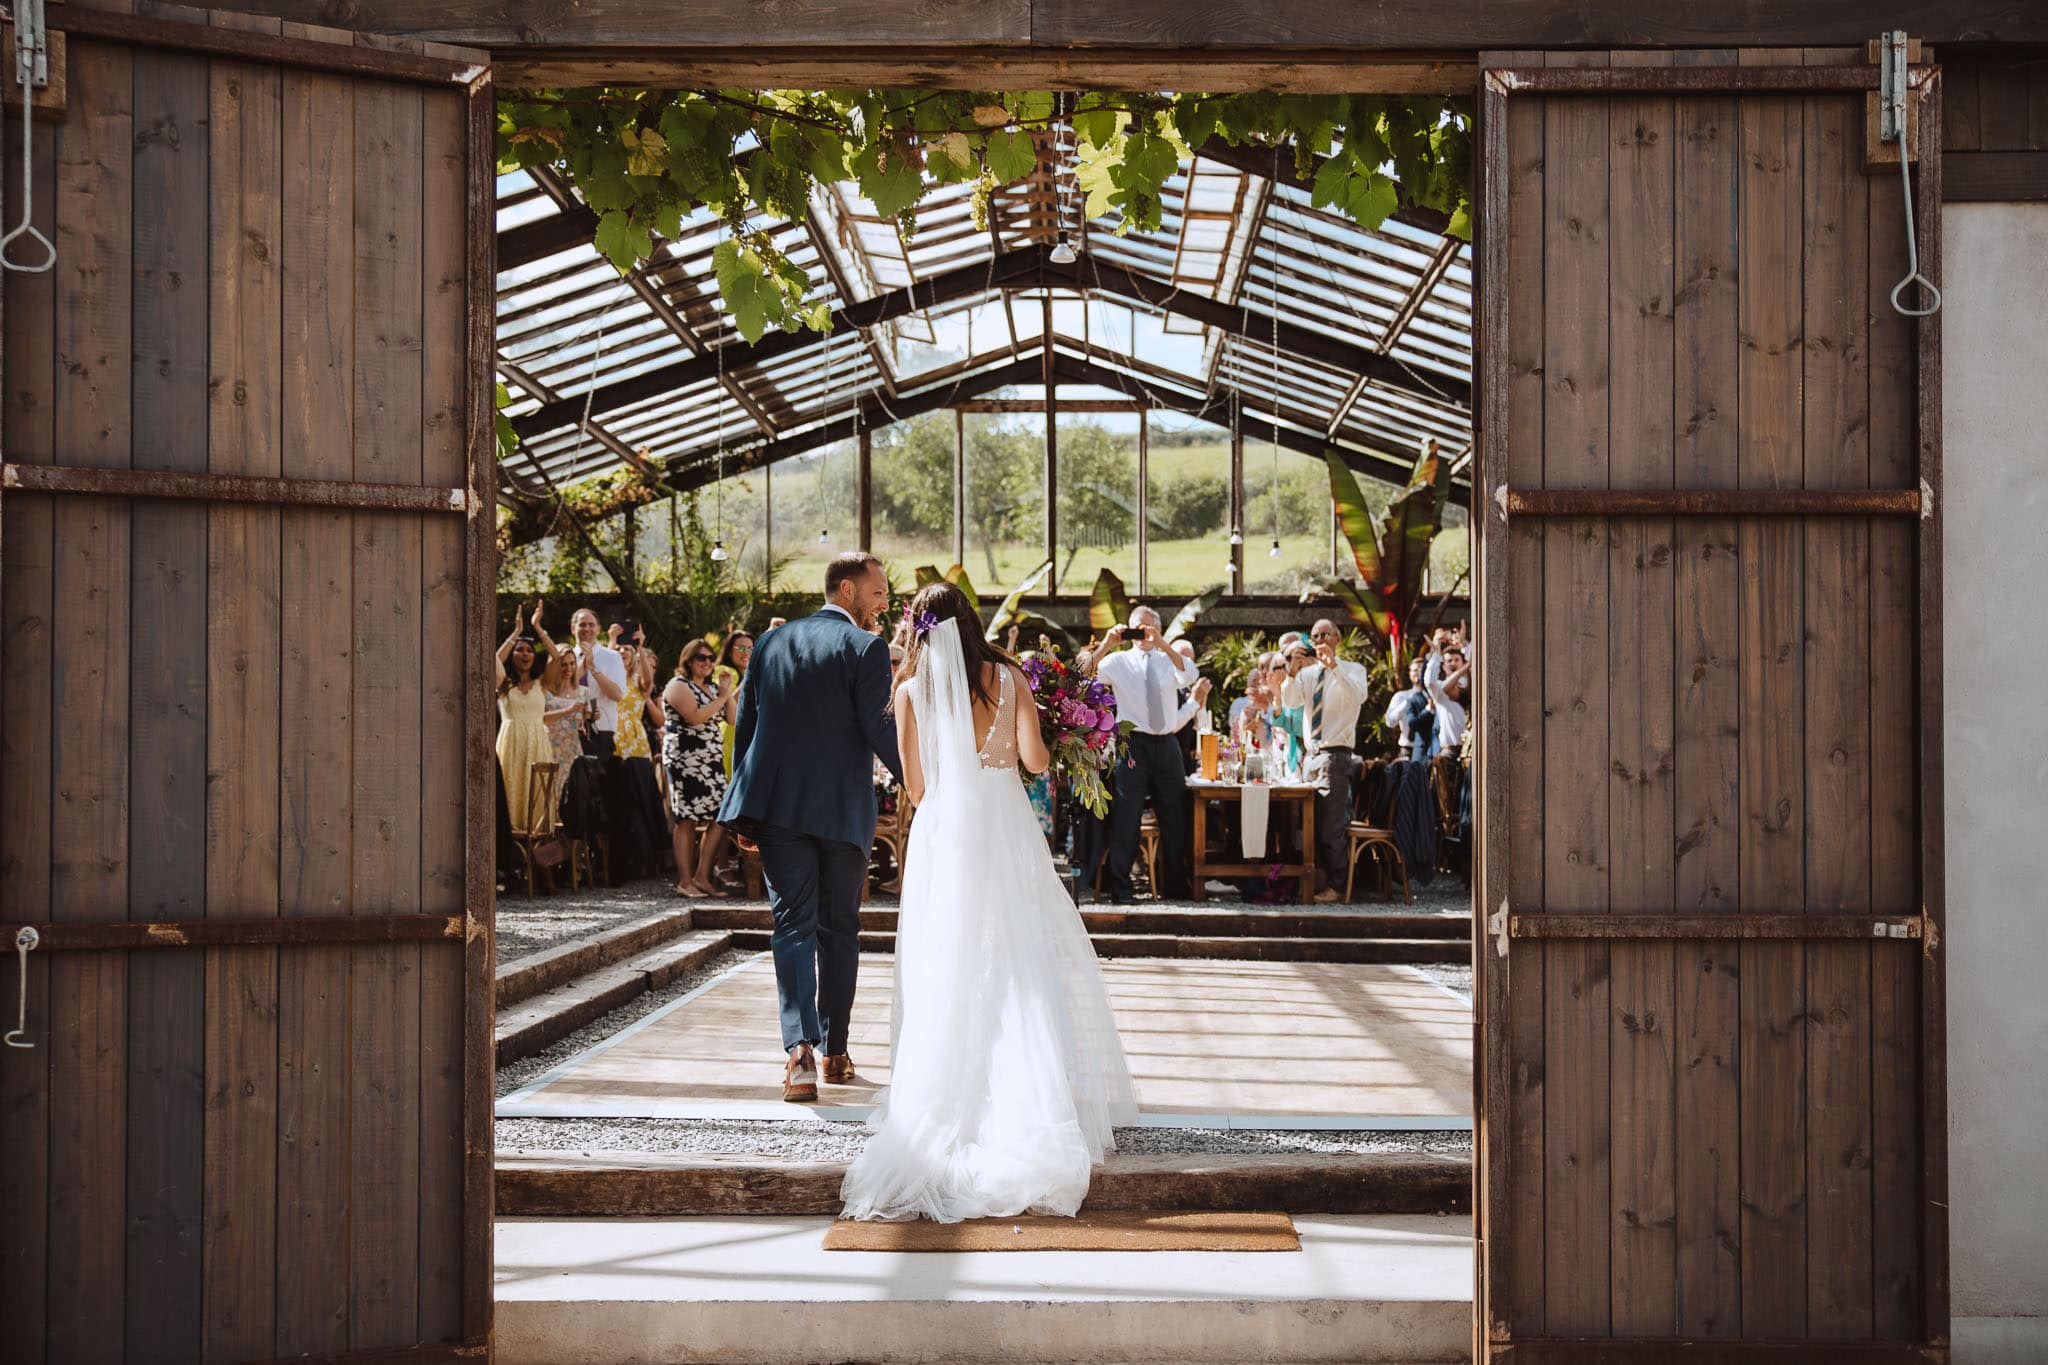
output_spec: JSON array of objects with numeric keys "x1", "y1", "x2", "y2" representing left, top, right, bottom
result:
[
  {"x1": 0, "y1": 9, "x2": 494, "y2": 1362},
  {"x1": 1476, "y1": 48, "x2": 1945, "y2": 1359}
]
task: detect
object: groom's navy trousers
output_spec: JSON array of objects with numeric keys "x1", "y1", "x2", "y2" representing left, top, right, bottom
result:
[
  {"x1": 753, "y1": 826, "x2": 868, "y2": 1054},
  {"x1": 717, "y1": 608, "x2": 902, "y2": 1056}
]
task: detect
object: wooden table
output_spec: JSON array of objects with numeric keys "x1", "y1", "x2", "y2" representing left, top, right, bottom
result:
[{"x1": 1186, "y1": 780, "x2": 1318, "y2": 903}]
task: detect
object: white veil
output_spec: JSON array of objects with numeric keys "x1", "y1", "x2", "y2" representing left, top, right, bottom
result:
[{"x1": 908, "y1": 616, "x2": 978, "y2": 794}]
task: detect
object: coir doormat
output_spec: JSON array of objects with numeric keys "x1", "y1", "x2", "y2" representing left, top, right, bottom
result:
[{"x1": 822, "y1": 1209, "x2": 1300, "y2": 1252}]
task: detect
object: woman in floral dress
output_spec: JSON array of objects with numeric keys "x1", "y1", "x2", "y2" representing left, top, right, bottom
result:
[{"x1": 662, "y1": 638, "x2": 735, "y2": 897}]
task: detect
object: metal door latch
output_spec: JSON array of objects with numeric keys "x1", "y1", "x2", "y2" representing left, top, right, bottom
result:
[{"x1": 4, "y1": 925, "x2": 36, "y2": 1048}]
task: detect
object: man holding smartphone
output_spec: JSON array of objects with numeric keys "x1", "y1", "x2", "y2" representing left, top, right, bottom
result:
[
  {"x1": 1281, "y1": 618, "x2": 1373, "y2": 902},
  {"x1": 570, "y1": 607, "x2": 628, "y2": 756},
  {"x1": 1085, "y1": 606, "x2": 1200, "y2": 902}
]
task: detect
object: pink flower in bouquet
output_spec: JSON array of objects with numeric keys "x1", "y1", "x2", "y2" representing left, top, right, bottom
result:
[
  {"x1": 1093, "y1": 706, "x2": 1118, "y2": 733},
  {"x1": 1057, "y1": 697, "x2": 1096, "y2": 730}
]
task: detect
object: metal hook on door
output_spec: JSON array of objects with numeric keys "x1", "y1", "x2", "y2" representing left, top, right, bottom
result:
[
  {"x1": 1880, "y1": 30, "x2": 1940, "y2": 318},
  {"x1": 0, "y1": 0, "x2": 53, "y2": 275},
  {"x1": 4, "y1": 926, "x2": 37, "y2": 1049}
]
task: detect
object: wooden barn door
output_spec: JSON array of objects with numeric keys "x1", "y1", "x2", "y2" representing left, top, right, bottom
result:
[
  {"x1": 1474, "y1": 49, "x2": 1946, "y2": 1360},
  {"x1": 0, "y1": 9, "x2": 496, "y2": 1362}
]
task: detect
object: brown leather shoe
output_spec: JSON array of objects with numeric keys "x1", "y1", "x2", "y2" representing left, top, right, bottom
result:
[
  {"x1": 822, "y1": 1052, "x2": 856, "y2": 1084},
  {"x1": 783, "y1": 1046, "x2": 819, "y2": 1103}
]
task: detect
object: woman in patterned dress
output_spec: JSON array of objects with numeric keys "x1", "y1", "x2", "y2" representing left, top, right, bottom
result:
[{"x1": 662, "y1": 638, "x2": 735, "y2": 897}]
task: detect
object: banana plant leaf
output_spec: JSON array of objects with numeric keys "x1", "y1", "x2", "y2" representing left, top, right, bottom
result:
[
  {"x1": 913, "y1": 564, "x2": 944, "y2": 589},
  {"x1": 984, "y1": 559, "x2": 1054, "y2": 642},
  {"x1": 942, "y1": 562, "x2": 978, "y2": 606},
  {"x1": 1302, "y1": 577, "x2": 1387, "y2": 652},
  {"x1": 1004, "y1": 610, "x2": 1076, "y2": 655},
  {"x1": 1377, "y1": 447, "x2": 1450, "y2": 632},
  {"x1": 1325, "y1": 450, "x2": 1384, "y2": 587},
  {"x1": 1087, "y1": 567, "x2": 1133, "y2": 635},
  {"x1": 1162, "y1": 583, "x2": 1225, "y2": 644}
]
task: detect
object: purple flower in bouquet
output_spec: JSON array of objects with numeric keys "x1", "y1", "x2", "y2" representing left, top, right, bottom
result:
[{"x1": 1057, "y1": 698, "x2": 1097, "y2": 730}]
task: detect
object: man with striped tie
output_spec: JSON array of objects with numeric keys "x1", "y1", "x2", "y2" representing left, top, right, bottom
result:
[
  {"x1": 1086, "y1": 606, "x2": 1202, "y2": 903},
  {"x1": 1280, "y1": 618, "x2": 1374, "y2": 903}
]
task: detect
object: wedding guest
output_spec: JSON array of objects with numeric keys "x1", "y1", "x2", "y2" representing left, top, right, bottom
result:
[
  {"x1": 663, "y1": 638, "x2": 736, "y2": 897},
  {"x1": 1280, "y1": 618, "x2": 1374, "y2": 903},
  {"x1": 570, "y1": 607, "x2": 628, "y2": 755},
  {"x1": 1385, "y1": 655, "x2": 1436, "y2": 761},
  {"x1": 1085, "y1": 606, "x2": 1198, "y2": 903},
  {"x1": 529, "y1": 604, "x2": 589, "y2": 808},
  {"x1": 1230, "y1": 652, "x2": 1280, "y2": 746},
  {"x1": 692, "y1": 629, "x2": 755, "y2": 894},
  {"x1": 612, "y1": 632, "x2": 671, "y2": 874},
  {"x1": 494, "y1": 625, "x2": 552, "y2": 833},
  {"x1": 1426, "y1": 640, "x2": 1471, "y2": 758}
]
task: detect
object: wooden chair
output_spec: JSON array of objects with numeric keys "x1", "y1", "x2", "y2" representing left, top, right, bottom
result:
[
  {"x1": 511, "y1": 762, "x2": 563, "y2": 898},
  {"x1": 1343, "y1": 821, "x2": 1411, "y2": 904},
  {"x1": 873, "y1": 798, "x2": 913, "y2": 894},
  {"x1": 1137, "y1": 811, "x2": 1162, "y2": 898}
]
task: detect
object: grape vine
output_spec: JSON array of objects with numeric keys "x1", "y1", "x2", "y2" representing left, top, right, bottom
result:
[{"x1": 496, "y1": 88, "x2": 1474, "y2": 344}]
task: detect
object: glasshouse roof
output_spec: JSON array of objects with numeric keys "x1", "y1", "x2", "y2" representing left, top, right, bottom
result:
[{"x1": 494, "y1": 134, "x2": 1473, "y2": 506}]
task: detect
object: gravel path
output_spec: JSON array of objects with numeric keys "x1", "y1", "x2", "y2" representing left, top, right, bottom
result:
[
  {"x1": 495, "y1": 1115, "x2": 1471, "y2": 1163},
  {"x1": 495, "y1": 878, "x2": 689, "y2": 961}
]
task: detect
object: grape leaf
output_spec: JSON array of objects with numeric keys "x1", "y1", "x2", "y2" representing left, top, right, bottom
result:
[
  {"x1": 855, "y1": 140, "x2": 924, "y2": 218},
  {"x1": 983, "y1": 127, "x2": 1038, "y2": 184},
  {"x1": 593, "y1": 211, "x2": 651, "y2": 269}
]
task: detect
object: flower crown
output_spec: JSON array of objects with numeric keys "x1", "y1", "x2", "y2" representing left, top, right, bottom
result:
[{"x1": 901, "y1": 605, "x2": 940, "y2": 639}]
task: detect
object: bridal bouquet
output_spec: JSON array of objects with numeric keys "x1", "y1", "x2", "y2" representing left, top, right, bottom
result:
[{"x1": 1019, "y1": 653, "x2": 1126, "y2": 817}]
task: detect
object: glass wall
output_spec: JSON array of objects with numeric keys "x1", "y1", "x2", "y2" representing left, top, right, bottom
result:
[
  {"x1": 961, "y1": 412, "x2": 1046, "y2": 596},
  {"x1": 1053, "y1": 414, "x2": 1138, "y2": 595},
  {"x1": 1144, "y1": 413, "x2": 1234, "y2": 597},
  {"x1": 867, "y1": 413, "x2": 955, "y2": 591},
  {"x1": 768, "y1": 437, "x2": 858, "y2": 593},
  {"x1": 1241, "y1": 439, "x2": 1333, "y2": 596}
]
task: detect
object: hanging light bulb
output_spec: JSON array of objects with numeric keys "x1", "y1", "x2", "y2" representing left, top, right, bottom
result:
[
  {"x1": 1048, "y1": 230, "x2": 1078, "y2": 265},
  {"x1": 1228, "y1": 529, "x2": 1243, "y2": 546},
  {"x1": 710, "y1": 540, "x2": 728, "y2": 563},
  {"x1": 1268, "y1": 539, "x2": 1283, "y2": 559},
  {"x1": 817, "y1": 527, "x2": 831, "y2": 544}
]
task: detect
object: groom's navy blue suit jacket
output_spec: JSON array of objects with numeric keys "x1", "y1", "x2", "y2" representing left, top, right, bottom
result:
[{"x1": 717, "y1": 608, "x2": 904, "y2": 849}]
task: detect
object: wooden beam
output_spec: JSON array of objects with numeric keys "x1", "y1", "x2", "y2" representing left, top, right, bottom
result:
[
  {"x1": 856, "y1": 425, "x2": 873, "y2": 549},
  {"x1": 1054, "y1": 253, "x2": 1473, "y2": 409},
  {"x1": 1042, "y1": 294, "x2": 1057, "y2": 585},
  {"x1": 492, "y1": 48, "x2": 1477, "y2": 93},
  {"x1": 1944, "y1": 150, "x2": 2048, "y2": 201},
  {"x1": 510, "y1": 246, "x2": 1045, "y2": 439},
  {"x1": 197, "y1": 3, "x2": 2048, "y2": 53}
]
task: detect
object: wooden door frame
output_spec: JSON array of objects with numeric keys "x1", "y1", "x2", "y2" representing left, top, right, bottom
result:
[
  {"x1": 1472, "y1": 55, "x2": 1948, "y2": 1360},
  {"x1": 0, "y1": 11, "x2": 499, "y2": 1361}
]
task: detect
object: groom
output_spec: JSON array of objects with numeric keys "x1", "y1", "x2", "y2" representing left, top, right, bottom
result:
[{"x1": 719, "y1": 551, "x2": 903, "y2": 1102}]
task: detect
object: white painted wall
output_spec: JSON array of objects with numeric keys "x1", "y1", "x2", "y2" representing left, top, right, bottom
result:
[{"x1": 1942, "y1": 202, "x2": 2048, "y2": 1364}]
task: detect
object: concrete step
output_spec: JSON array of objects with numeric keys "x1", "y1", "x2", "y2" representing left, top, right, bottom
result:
[
  {"x1": 726, "y1": 928, "x2": 1468, "y2": 965},
  {"x1": 495, "y1": 1212, "x2": 1473, "y2": 1364},
  {"x1": 495, "y1": 929, "x2": 733, "y2": 1066},
  {"x1": 695, "y1": 903, "x2": 1470, "y2": 940},
  {"x1": 497, "y1": 908, "x2": 698, "y2": 1009},
  {"x1": 495, "y1": 1149, "x2": 1471, "y2": 1218}
]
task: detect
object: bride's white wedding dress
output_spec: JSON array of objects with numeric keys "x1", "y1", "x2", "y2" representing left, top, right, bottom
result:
[{"x1": 839, "y1": 620, "x2": 1138, "y2": 1222}]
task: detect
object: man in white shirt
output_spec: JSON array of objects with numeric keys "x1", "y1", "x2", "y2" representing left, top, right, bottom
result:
[
  {"x1": 1425, "y1": 644, "x2": 1470, "y2": 757},
  {"x1": 570, "y1": 607, "x2": 629, "y2": 755},
  {"x1": 1086, "y1": 606, "x2": 1200, "y2": 902},
  {"x1": 1280, "y1": 618, "x2": 1374, "y2": 902}
]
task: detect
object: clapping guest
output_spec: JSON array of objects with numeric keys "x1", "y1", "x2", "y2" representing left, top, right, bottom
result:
[
  {"x1": 1384, "y1": 655, "x2": 1436, "y2": 762},
  {"x1": 663, "y1": 638, "x2": 736, "y2": 898},
  {"x1": 1425, "y1": 638, "x2": 1470, "y2": 758},
  {"x1": 494, "y1": 624, "x2": 552, "y2": 833},
  {"x1": 569, "y1": 608, "x2": 628, "y2": 755},
  {"x1": 691, "y1": 629, "x2": 755, "y2": 895},
  {"x1": 1280, "y1": 618, "x2": 1373, "y2": 903},
  {"x1": 1230, "y1": 652, "x2": 1280, "y2": 747},
  {"x1": 529, "y1": 604, "x2": 588, "y2": 804}
]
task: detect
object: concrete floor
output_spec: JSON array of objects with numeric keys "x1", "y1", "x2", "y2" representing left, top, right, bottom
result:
[
  {"x1": 499, "y1": 953, "x2": 1473, "y2": 1128},
  {"x1": 494, "y1": 1212, "x2": 1473, "y2": 1364}
]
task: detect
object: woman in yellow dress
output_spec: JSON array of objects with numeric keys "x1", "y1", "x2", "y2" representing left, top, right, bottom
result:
[{"x1": 494, "y1": 625, "x2": 553, "y2": 833}]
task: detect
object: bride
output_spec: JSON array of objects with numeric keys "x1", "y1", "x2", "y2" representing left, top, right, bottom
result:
[{"x1": 839, "y1": 582, "x2": 1139, "y2": 1222}]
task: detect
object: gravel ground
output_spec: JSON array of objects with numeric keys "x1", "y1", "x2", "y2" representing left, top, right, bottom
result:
[
  {"x1": 496, "y1": 878, "x2": 690, "y2": 961},
  {"x1": 1410, "y1": 961, "x2": 1473, "y2": 1001},
  {"x1": 496, "y1": 872, "x2": 1473, "y2": 968},
  {"x1": 495, "y1": 1115, "x2": 1471, "y2": 1163}
]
